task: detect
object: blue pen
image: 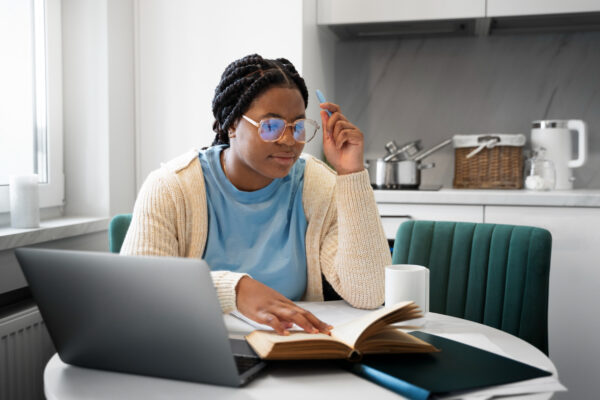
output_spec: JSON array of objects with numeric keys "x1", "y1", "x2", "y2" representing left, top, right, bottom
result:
[{"x1": 316, "y1": 89, "x2": 332, "y2": 117}]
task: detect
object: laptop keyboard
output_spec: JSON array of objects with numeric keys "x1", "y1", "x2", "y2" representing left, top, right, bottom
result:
[{"x1": 235, "y1": 356, "x2": 263, "y2": 375}]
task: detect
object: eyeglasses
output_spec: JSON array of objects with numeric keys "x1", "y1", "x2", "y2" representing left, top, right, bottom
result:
[{"x1": 242, "y1": 115, "x2": 319, "y2": 144}]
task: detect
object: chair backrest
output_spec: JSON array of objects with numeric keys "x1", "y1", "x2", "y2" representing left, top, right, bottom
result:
[
  {"x1": 108, "y1": 214, "x2": 133, "y2": 253},
  {"x1": 392, "y1": 220, "x2": 552, "y2": 354}
]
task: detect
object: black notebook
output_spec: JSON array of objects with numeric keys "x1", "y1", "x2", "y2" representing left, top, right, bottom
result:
[{"x1": 347, "y1": 332, "x2": 552, "y2": 399}]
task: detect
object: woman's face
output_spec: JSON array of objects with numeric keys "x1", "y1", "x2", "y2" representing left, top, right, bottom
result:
[{"x1": 227, "y1": 86, "x2": 306, "y2": 189}]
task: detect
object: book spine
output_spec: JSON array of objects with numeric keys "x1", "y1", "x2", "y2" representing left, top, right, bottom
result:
[{"x1": 350, "y1": 364, "x2": 431, "y2": 400}]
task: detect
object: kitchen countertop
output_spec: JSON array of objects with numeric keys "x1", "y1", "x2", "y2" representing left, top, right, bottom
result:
[{"x1": 374, "y1": 188, "x2": 600, "y2": 207}]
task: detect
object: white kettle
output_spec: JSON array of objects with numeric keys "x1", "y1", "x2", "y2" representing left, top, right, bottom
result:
[{"x1": 531, "y1": 120, "x2": 587, "y2": 190}]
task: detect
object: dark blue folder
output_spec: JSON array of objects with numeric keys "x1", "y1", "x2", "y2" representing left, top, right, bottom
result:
[{"x1": 347, "y1": 332, "x2": 552, "y2": 399}]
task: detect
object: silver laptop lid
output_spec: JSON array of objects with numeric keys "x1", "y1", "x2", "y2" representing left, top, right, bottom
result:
[{"x1": 15, "y1": 248, "x2": 244, "y2": 387}]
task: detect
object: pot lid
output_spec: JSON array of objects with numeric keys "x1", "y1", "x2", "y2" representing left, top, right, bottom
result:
[{"x1": 383, "y1": 139, "x2": 422, "y2": 162}]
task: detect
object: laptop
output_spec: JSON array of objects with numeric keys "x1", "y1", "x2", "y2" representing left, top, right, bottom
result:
[{"x1": 15, "y1": 247, "x2": 267, "y2": 387}]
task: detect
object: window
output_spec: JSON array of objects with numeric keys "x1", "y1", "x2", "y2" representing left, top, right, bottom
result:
[{"x1": 0, "y1": 0, "x2": 63, "y2": 213}]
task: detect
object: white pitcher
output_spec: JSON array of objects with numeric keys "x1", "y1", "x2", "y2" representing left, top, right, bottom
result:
[{"x1": 531, "y1": 120, "x2": 587, "y2": 190}]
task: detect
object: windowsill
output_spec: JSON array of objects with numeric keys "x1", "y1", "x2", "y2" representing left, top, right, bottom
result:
[{"x1": 0, "y1": 216, "x2": 110, "y2": 252}]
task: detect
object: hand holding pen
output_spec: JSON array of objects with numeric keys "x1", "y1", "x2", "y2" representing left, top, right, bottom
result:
[{"x1": 316, "y1": 90, "x2": 365, "y2": 175}]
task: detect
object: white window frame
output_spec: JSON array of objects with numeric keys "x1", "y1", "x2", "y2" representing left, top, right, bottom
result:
[{"x1": 0, "y1": 0, "x2": 64, "y2": 213}]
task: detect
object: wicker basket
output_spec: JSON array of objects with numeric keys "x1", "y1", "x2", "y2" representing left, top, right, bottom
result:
[{"x1": 453, "y1": 134, "x2": 526, "y2": 189}]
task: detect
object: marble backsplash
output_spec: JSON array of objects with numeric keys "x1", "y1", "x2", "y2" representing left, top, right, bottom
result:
[{"x1": 334, "y1": 31, "x2": 600, "y2": 189}]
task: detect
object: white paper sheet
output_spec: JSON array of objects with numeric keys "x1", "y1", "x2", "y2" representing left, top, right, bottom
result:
[
  {"x1": 230, "y1": 300, "x2": 372, "y2": 331},
  {"x1": 437, "y1": 376, "x2": 566, "y2": 399}
]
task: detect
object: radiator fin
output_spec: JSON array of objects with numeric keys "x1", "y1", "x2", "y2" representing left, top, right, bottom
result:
[{"x1": 0, "y1": 308, "x2": 55, "y2": 400}]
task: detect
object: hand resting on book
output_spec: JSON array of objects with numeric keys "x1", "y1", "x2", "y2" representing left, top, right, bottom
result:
[{"x1": 235, "y1": 276, "x2": 333, "y2": 335}]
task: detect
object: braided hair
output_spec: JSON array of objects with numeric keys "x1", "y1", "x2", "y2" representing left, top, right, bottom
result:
[{"x1": 211, "y1": 54, "x2": 309, "y2": 146}]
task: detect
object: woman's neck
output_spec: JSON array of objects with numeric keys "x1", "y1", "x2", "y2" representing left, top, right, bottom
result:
[{"x1": 220, "y1": 148, "x2": 274, "y2": 191}]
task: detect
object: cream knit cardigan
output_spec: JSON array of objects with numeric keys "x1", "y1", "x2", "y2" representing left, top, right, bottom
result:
[{"x1": 120, "y1": 149, "x2": 391, "y2": 313}]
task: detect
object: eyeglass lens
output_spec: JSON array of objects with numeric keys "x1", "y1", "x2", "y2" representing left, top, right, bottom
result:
[{"x1": 258, "y1": 118, "x2": 316, "y2": 143}]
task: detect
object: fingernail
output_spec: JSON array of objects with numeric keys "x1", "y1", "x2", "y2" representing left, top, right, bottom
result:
[
  {"x1": 328, "y1": 325, "x2": 334, "y2": 330},
  {"x1": 283, "y1": 330, "x2": 290, "y2": 336}
]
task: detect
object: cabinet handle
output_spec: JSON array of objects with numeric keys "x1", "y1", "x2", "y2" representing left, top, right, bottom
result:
[{"x1": 380, "y1": 215, "x2": 412, "y2": 219}]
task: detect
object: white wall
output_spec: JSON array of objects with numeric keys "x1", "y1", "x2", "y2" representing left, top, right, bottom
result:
[
  {"x1": 107, "y1": 0, "x2": 136, "y2": 215},
  {"x1": 62, "y1": 0, "x2": 109, "y2": 216},
  {"x1": 135, "y1": 0, "x2": 304, "y2": 188},
  {"x1": 301, "y1": 0, "x2": 337, "y2": 159},
  {"x1": 61, "y1": 0, "x2": 136, "y2": 216}
]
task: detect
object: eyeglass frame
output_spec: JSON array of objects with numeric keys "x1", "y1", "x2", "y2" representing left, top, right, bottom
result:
[{"x1": 241, "y1": 114, "x2": 320, "y2": 144}]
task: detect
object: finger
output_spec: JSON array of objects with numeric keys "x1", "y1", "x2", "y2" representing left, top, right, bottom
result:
[
  {"x1": 330, "y1": 128, "x2": 353, "y2": 150},
  {"x1": 321, "y1": 110, "x2": 334, "y2": 145},
  {"x1": 256, "y1": 311, "x2": 288, "y2": 335},
  {"x1": 333, "y1": 126, "x2": 362, "y2": 149},
  {"x1": 278, "y1": 307, "x2": 319, "y2": 334},
  {"x1": 337, "y1": 131, "x2": 349, "y2": 149},
  {"x1": 283, "y1": 321, "x2": 294, "y2": 329},
  {"x1": 299, "y1": 310, "x2": 333, "y2": 334},
  {"x1": 326, "y1": 112, "x2": 347, "y2": 137},
  {"x1": 319, "y1": 102, "x2": 341, "y2": 114},
  {"x1": 332, "y1": 120, "x2": 356, "y2": 140}
]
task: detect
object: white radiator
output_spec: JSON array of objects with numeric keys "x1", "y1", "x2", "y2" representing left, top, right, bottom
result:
[{"x1": 0, "y1": 306, "x2": 55, "y2": 400}]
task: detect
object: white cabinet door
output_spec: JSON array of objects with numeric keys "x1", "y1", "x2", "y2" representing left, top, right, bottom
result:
[
  {"x1": 485, "y1": 206, "x2": 600, "y2": 400},
  {"x1": 487, "y1": 0, "x2": 600, "y2": 17},
  {"x1": 378, "y1": 203, "x2": 483, "y2": 239},
  {"x1": 317, "y1": 0, "x2": 485, "y2": 25}
]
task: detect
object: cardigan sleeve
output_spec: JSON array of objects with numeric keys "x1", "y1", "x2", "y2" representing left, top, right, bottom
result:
[
  {"x1": 319, "y1": 169, "x2": 390, "y2": 309},
  {"x1": 120, "y1": 168, "x2": 248, "y2": 314},
  {"x1": 120, "y1": 169, "x2": 180, "y2": 257}
]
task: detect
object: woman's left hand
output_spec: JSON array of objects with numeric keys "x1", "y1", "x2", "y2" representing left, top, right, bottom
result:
[{"x1": 320, "y1": 103, "x2": 365, "y2": 175}]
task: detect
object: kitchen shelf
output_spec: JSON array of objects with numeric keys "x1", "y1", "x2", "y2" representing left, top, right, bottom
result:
[{"x1": 374, "y1": 189, "x2": 600, "y2": 207}]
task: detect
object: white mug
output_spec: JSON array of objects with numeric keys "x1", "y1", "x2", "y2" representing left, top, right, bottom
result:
[{"x1": 385, "y1": 264, "x2": 430, "y2": 314}]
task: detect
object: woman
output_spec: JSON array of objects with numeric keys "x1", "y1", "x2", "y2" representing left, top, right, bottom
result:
[{"x1": 121, "y1": 54, "x2": 391, "y2": 335}]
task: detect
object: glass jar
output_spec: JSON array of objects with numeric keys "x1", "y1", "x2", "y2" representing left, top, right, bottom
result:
[{"x1": 524, "y1": 149, "x2": 556, "y2": 191}]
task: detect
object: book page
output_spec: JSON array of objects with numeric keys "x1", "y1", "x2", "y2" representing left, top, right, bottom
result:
[
  {"x1": 330, "y1": 301, "x2": 415, "y2": 347},
  {"x1": 249, "y1": 330, "x2": 341, "y2": 344},
  {"x1": 246, "y1": 330, "x2": 352, "y2": 359},
  {"x1": 297, "y1": 301, "x2": 374, "y2": 326},
  {"x1": 231, "y1": 300, "x2": 372, "y2": 332}
]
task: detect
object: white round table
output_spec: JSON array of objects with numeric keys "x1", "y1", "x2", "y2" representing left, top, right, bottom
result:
[{"x1": 44, "y1": 309, "x2": 560, "y2": 400}]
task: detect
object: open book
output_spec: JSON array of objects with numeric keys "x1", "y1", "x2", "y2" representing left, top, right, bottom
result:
[{"x1": 245, "y1": 301, "x2": 438, "y2": 360}]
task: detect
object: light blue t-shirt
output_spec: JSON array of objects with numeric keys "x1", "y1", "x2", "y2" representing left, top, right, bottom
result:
[{"x1": 199, "y1": 145, "x2": 308, "y2": 301}]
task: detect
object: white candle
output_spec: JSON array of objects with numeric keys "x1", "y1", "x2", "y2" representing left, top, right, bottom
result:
[{"x1": 9, "y1": 174, "x2": 40, "y2": 229}]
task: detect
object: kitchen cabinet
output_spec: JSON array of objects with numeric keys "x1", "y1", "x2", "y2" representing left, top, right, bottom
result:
[
  {"x1": 317, "y1": 0, "x2": 485, "y2": 25},
  {"x1": 487, "y1": 0, "x2": 600, "y2": 17},
  {"x1": 317, "y1": 0, "x2": 600, "y2": 38},
  {"x1": 484, "y1": 205, "x2": 600, "y2": 400},
  {"x1": 377, "y1": 203, "x2": 483, "y2": 239}
]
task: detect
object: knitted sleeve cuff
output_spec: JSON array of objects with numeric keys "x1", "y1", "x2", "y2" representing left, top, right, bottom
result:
[
  {"x1": 335, "y1": 169, "x2": 372, "y2": 201},
  {"x1": 211, "y1": 271, "x2": 250, "y2": 314}
]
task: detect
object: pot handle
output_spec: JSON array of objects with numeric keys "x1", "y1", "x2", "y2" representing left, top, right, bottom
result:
[
  {"x1": 414, "y1": 139, "x2": 452, "y2": 162},
  {"x1": 418, "y1": 162, "x2": 435, "y2": 170}
]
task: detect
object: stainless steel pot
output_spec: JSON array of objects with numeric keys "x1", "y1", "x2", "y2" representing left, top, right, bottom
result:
[
  {"x1": 366, "y1": 159, "x2": 434, "y2": 189},
  {"x1": 366, "y1": 139, "x2": 452, "y2": 189}
]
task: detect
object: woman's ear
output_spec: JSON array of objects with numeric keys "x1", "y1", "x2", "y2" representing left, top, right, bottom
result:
[{"x1": 228, "y1": 120, "x2": 238, "y2": 138}]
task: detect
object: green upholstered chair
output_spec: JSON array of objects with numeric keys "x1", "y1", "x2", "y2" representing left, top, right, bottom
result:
[
  {"x1": 392, "y1": 220, "x2": 552, "y2": 354},
  {"x1": 108, "y1": 213, "x2": 132, "y2": 253}
]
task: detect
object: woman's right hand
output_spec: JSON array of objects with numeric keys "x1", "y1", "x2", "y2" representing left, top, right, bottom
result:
[{"x1": 235, "y1": 276, "x2": 333, "y2": 335}]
